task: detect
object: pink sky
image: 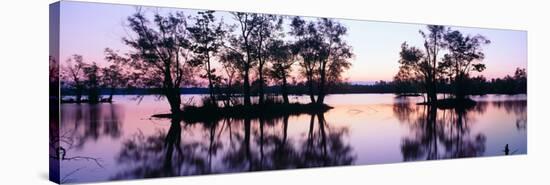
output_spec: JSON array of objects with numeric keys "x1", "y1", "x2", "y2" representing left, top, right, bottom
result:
[{"x1": 58, "y1": 1, "x2": 527, "y2": 83}]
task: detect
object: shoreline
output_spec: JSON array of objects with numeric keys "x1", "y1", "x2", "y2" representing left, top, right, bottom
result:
[{"x1": 152, "y1": 102, "x2": 333, "y2": 123}]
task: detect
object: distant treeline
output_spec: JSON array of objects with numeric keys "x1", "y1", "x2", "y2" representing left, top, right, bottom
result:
[
  {"x1": 330, "y1": 76, "x2": 526, "y2": 95},
  {"x1": 60, "y1": 72, "x2": 526, "y2": 96}
]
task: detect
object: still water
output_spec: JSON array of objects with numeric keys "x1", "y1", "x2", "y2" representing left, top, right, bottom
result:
[{"x1": 57, "y1": 94, "x2": 526, "y2": 183}]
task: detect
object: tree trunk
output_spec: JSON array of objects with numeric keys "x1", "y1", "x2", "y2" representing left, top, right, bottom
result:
[
  {"x1": 282, "y1": 76, "x2": 289, "y2": 104},
  {"x1": 166, "y1": 88, "x2": 182, "y2": 114},
  {"x1": 206, "y1": 58, "x2": 216, "y2": 105},
  {"x1": 426, "y1": 77, "x2": 437, "y2": 104},
  {"x1": 258, "y1": 63, "x2": 265, "y2": 104},
  {"x1": 108, "y1": 88, "x2": 114, "y2": 103},
  {"x1": 455, "y1": 73, "x2": 466, "y2": 100},
  {"x1": 307, "y1": 76, "x2": 316, "y2": 103},
  {"x1": 163, "y1": 61, "x2": 182, "y2": 114},
  {"x1": 75, "y1": 84, "x2": 83, "y2": 103},
  {"x1": 317, "y1": 62, "x2": 327, "y2": 105},
  {"x1": 243, "y1": 68, "x2": 251, "y2": 106},
  {"x1": 243, "y1": 39, "x2": 252, "y2": 107},
  {"x1": 258, "y1": 31, "x2": 265, "y2": 105},
  {"x1": 88, "y1": 88, "x2": 100, "y2": 104},
  {"x1": 224, "y1": 82, "x2": 232, "y2": 107}
]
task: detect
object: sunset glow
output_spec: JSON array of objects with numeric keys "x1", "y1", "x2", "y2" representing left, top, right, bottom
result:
[{"x1": 59, "y1": 2, "x2": 527, "y2": 83}]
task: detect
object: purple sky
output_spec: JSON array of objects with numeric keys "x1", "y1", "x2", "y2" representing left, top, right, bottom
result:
[{"x1": 58, "y1": 1, "x2": 527, "y2": 83}]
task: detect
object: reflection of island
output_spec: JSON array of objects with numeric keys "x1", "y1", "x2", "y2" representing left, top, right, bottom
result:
[
  {"x1": 111, "y1": 113, "x2": 354, "y2": 179},
  {"x1": 394, "y1": 100, "x2": 486, "y2": 161}
]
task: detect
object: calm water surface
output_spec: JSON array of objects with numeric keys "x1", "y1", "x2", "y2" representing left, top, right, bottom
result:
[{"x1": 57, "y1": 94, "x2": 527, "y2": 183}]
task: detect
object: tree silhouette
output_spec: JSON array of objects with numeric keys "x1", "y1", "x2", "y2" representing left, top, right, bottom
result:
[
  {"x1": 316, "y1": 18, "x2": 353, "y2": 103},
  {"x1": 419, "y1": 25, "x2": 446, "y2": 103},
  {"x1": 251, "y1": 14, "x2": 283, "y2": 104},
  {"x1": 396, "y1": 26, "x2": 446, "y2": 104},
  {"x1": 290, "y1": 17, "x2": 353, "y2": 104},
  {"x1": 102, "y1": 49, "x2": 130, "y2": 102},
  {"x1": 83, "y1": 62, "x2": 101, "y2": 103},
  {"x1": 396, "y1": 26, "x2": 493, "y2": 102},
  {"x1": 395, "y1": 43, "x2": 428, "y2": 98},
  {"x1": 62, "y1": 55, "x2": 86, "y2": 103},
  {"x1": 122, "y1": 10, "x2": 197, "y2": 114},
  {"x1": 289, "y1": 17, "x2": 320, "y2": 103},
  {"x1": 439, "y1": 30, "x2": 490, "y2": 100},
  {"x1": 187, "y1": 10, "x2": 226, "y2": 104},
  {"x1": 268, "y1": 40, "x2": 294, "y2": 104},
  {"x1": 218, "y1": 54, "x2": 240, "y2": 106},
  {"x1": 224, "y1": 12, "x2": 264, "y2": 106}
]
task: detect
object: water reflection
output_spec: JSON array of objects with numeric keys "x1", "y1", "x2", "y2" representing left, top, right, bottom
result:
[
  {"x1": 491, "y1": 100, "x2": 527, "y2": 131},
  {"x1": 56, "y1": 104, "x2": 124, "y2": 183},
  {"x1": 396, "y1": 101, "x2": 486, "y2": 161},
  {"x1": 111, "y1": 113, "x2": 355, "y2": 179},
  {"x1": 57, "y1": 94, "x2": 526, "y2": 183},
  {"x1": 60, "y1": 104, "x2": 124, "y2": 148}
]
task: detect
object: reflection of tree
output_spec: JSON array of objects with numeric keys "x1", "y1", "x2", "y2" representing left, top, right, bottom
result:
[
  {"x1": 393, "y1": 98, "x2": 423, "y2": 123},
  {"x1": 113, "y1": 113, "x2": 354, "y2": 179},
  {"x1": 55, "y1": 103, "x2": 124, "y2": 183},
  {"x1": 398, "y1": 103, "x2": 486, "y2": 161},
  {"x1": 51, "y1": 117, "x2": 106, "y2": 183},
  {"x1": 263, "y1": 115, "x2": 298, "y2": 169},
  {"x1": 222, "y1": 118, "x2": 255, "y2": 172},
  {"x1": 295, "y1": 114, "x2": 355, "y2": 167},
  {"x1": 492, "y1": 100, "x2": 527, "y2": 130},
  {"x1": 60, "y1": 104, "x2": 123, "y2": 149},
  {"x1": 112, "y1": 119, "x2": 210, "y2": 179}
]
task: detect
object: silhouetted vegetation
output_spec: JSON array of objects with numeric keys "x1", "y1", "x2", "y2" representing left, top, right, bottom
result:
[
  {"x1": 121, "y1": 9, "x2": 197, "y2": 113},
  {"x1": 187, "y1": 10, "x2": 226, "y2": 104},
  {"x1": 393, "y1": 25, "x2": 526, "y2": 108},
  {"x1": 289, "y1": 17, "x2": 353, "y2": 104},
  {"x1": 152, "y1": 100, "x2": 332, "y2": 123},
  {"x1": 395, "y1": 26, "x2": 447, "y2": 104},
  {"x1": 61, "y1": 55, "x2": 127, "y2": 104},
  {"x1": 53, "y1": 4, "x2": 528, "y2": 183},
  {"x1": 59, "y1": 10, "x2": 526, "y2": 117},
  {"x1": 60, "y1": 10, "x2": 355, "y2": 117}
]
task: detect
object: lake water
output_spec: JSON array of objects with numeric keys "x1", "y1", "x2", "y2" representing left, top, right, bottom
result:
[{"x1": 56, "y1": 94, "x2": 527, "y2": 183}]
